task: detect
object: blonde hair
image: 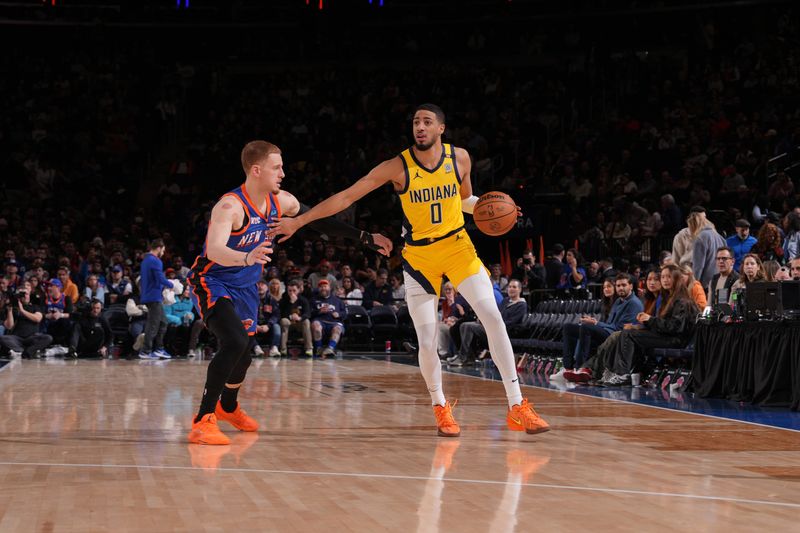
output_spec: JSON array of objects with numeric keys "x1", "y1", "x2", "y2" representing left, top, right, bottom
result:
[
  {"x1": 687, "y1": 211, "x2": 714, "y2": 238},
  {"x1": 241, "y1": 140, "x2": 281, "y2": 174}
]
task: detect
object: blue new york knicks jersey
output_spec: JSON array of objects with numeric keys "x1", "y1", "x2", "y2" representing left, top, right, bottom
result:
[
  {"x1": 188, "y1": 184, "x2": 280, "y2": 332},
  {"x1": 191, "y1": 184, "x2": 280, "y2": 288}
]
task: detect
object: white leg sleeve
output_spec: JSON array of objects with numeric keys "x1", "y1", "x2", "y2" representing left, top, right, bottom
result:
[
  {"x1": 457, "y1": 271, "x2": 523, "y2": 408},
  {"x1": 404, "y1": 272, "x2": 446, "y2": 406}
]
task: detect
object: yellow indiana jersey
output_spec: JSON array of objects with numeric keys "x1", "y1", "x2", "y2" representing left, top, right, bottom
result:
[{"x1": 397, "y1": 143, "x2": 464, "y2": 245}]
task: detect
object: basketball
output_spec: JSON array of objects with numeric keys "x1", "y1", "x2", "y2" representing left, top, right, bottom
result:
[{"x1": 473, "y1": 191, "x2": 518, "y2": 236}]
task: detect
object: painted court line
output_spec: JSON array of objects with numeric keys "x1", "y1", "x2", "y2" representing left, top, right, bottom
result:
[
  {"x1": 0, "y1": 460, "x2": 797, "y2": 510},
  {"x1": 430, "y1": 363, "x2": 800, "y2": 434}
]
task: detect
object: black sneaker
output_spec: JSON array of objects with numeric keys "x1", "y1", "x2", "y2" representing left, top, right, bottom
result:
[{"x1": 67, "y1": 347, "x2": 78, "y2": 359}]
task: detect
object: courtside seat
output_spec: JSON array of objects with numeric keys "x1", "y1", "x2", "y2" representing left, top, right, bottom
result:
[{"x1": 342, "y1": 305, "x2": 372, "y2": 349}]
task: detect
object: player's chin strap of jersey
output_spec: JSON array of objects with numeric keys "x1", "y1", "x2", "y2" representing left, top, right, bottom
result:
[
  {"x1": 298, "y1": 203, "x2": 382, "y2": 252},
  {"x1": 462, "y1": 195, "x2": 479, "y2": 214}
]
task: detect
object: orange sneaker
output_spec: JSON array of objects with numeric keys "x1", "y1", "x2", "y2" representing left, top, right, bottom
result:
[
  {"x1": 433, "y1": 400, "x2": 461, "y2": 437},
  {"x1": 507, "y1": 398, "x2": 550, "y2": 434},
  {"x1": 187, "y1": 413, "x2": 231, "y2": 445},
  {"x1": 215, "y1": 401, "x2": 259, "y2": 432}
]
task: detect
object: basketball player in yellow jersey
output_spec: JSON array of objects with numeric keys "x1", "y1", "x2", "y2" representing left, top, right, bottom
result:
[{"x1": 269, "y1": 104, "x2": 549, "y2": 437}]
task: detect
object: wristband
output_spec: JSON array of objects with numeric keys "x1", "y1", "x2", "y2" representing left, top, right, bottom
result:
[
  {"x1": 461, "y1": 195, "x2": 479, "y2": 214},
  {"x1": 360, "y1": 231, "x2": 381, "y2": 252},
  {"x1": 244, "y1": 250, "x2": 251, "y2": 266}
]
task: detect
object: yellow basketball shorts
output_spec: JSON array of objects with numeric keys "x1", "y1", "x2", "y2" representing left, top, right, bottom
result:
[{"x1": 401, "y1": 229, "x2": 487, "y2": 297}]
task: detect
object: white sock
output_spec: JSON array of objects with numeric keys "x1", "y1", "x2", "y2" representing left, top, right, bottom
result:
[{"x1": 458, "y1": 273, "x2": 523, "y2": 408}]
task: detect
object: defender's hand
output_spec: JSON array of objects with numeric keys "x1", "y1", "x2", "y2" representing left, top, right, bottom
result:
[
  {"x1": 368, "y1": 233, "x2": 393, "y2": 256},
  {"x1": 246, "y1": 240, "x2": 273, "y2": 265},
  {"x1": 268, "y1": 217, "x2": 301, "y2": 243}
]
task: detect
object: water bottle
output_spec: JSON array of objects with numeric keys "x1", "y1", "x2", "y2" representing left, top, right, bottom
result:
[{"x1": 385, "y1": 340, "x2": 392, "y2": 353}]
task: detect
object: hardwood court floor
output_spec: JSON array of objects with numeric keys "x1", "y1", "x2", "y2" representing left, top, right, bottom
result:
[{"x1": 0, "y1": 358, "x2": 798, "y2": 532}]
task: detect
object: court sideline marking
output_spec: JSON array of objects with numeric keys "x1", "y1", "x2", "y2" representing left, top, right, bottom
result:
[
  {"x1": 418, "y1": 361, "x2": 800, "y2": 434},
  {"x1": 0, "y1": 460, "x2": 797, "y2": 510}
]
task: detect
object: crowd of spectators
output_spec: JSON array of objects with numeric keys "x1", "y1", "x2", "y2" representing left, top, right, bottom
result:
[{"x1": 2, "y1": 6, "x2": 800, "y2": 360}]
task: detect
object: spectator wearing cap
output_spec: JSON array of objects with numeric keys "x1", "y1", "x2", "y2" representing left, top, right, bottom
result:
[
  {"x1": 56, "y1": 266, "x2": 80, "y2": 305},
  {"x1": 308, "y1": 260, "x2": 338, "y2": 292},
  {"x1": 726, "y1": 219, "x2": 757, "y2": 271},
  {"x1": 310, "y1": 279, "x2": 347, "y2": 358},
  {"x1": 44, "y1": 278, "x2": 74, "y2": 347},
  {"x1": 106, "y1": 265, "x2": 133, "y2": 305},
  {"x1": 363, "y1": 268, "x2": 392, "y2": 309}
]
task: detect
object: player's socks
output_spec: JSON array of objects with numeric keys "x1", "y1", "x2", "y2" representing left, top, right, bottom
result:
[
  {"x1": 327, "y1": 339, "x2": 338, "y2": 350},
  {"x1": 429, "y1": 387, "x2": 446, "y2": 407},
  {"x1": 195, "y1": 385, "x2": 221, "y2": 423},
  {"x1": 313, "y1": 339, "x2": 322, "y2": 351},
  {"x1": 220, "y1": 383, "x2": 241, "y2": 413}
]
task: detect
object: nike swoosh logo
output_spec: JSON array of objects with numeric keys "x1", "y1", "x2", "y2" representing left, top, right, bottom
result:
[
  {"x1": 511, "y1": 378, "x2": 518, "y2": 383},
  {"x1": 510, "y1": 416, "x2": 522, "y2": 425}
]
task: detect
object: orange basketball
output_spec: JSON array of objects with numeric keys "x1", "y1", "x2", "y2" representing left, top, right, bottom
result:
[{"x1": 473, "y1": 191, "x2": 518, "y2": 236}]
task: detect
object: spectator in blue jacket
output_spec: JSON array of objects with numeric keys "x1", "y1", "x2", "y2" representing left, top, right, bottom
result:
[
  {"x1": 726, "y1": 219, "x2": 756, "y2": 271},
  {"x1": 139, "y1": 238, "x2": 174, "y2": 359},
  {"x1": 311, "y1": 279, "x2": 347, "y2": 358},
  {"x1": 556, "y1": 248, "x2": 587, "y2": 290},
  {"x1": 165, "y1": 285, "x2": 195, "y2": 326},
  {"x1": 552, "y1": 273, "x2": 643, "y2": 380}
]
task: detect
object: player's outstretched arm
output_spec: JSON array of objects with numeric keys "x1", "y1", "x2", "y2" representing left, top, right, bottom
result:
[
  {"x1": 275, "y1": 191, "x2": 393, "y2": 255},
  {"x1": 206, "y1": 198, "x2": 272, "y2": 267},
  {"x1": 269, "y1": 158, "x2": 401, "y2": 243}
]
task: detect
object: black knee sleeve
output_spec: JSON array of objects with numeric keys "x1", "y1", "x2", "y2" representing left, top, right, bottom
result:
[{"x1": 205, "y1": 299, "x2": 251, "y2": 386}]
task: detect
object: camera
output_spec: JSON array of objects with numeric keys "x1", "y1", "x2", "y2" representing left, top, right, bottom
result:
[{"x1": 523, "y1": 257, "x2": 532, "y2": 265}]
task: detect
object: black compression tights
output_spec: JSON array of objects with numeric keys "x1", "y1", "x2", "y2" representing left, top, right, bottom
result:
[{"x1": 194, "y1": 298, "x2": 253, "y2": 422}]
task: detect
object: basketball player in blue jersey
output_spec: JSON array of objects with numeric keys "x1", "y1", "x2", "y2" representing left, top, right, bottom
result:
[
  {"x1": 187, "y1": 140, "x2": 392, "y2": 445},
  {"x1": 270, "y1": 104, "x2": 550, "y2": 437}
]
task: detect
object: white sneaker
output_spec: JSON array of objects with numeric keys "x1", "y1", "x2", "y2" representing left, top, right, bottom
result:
[
  {"x1": 253, "y1": 344, "x2": 265, "y2": 357},
  {"x1": 187, "y1": 348, "x2": 199, "y2": 358},
  {"x1": 549, "y1": 367, "x2": 569, "y2": 381},
  {"x1": 8, "y1": 350, "x2": 22, "y2": 359},
  {"x1": 268, "y1": 346, "x2": 280, "y2": 357},
  {"x1": 133, "y1": 333, "x2": 145, "y2": 352}
]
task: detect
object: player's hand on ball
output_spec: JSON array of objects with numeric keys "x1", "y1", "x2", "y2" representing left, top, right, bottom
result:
[
  {"x1": 246, "y1": 240, "x2": 273, "y2": 265},
  {"x1": 268, "y1": 217, "x2": 300, "y2": 243},
  {"x1": 516, "y1": 205, "x2": 523, "y2": 218}
]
